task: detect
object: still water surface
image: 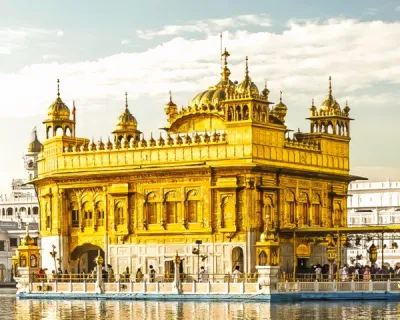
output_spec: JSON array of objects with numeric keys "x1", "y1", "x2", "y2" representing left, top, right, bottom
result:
[{"x1": 1, "y1": 295, "x2": 400, "y2": 319}]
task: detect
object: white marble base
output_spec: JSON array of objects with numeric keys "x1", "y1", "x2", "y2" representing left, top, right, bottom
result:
[{"x1": 256, "y1": 265, "x2": 280, "y2": 294}]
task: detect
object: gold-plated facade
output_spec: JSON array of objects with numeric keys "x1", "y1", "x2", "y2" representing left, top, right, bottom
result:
[{"x1": 33, "y1": 49, "x2": 358, "y2": 275}]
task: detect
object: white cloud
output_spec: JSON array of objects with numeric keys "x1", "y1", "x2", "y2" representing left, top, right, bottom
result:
[
  {"x1": 136, "y1": 14, "x2": 271, "y2": 39},
  {"x1": 121, "y1": 39, "x2": 131, "y2": 45},
  {"x1": 0, "y1": 27, "x2": 63, "y2": 54},
  {"x1": 56, "y1": 30, "x2": 64, "y2": 37},
  {"x1": 1, "y1": 17, "x2": 400, "y2": 122}
]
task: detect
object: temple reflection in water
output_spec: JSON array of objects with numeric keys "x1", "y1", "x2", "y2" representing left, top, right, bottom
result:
[{"x1": 12, "y1": 299, "x2": 400, "y2": 320}]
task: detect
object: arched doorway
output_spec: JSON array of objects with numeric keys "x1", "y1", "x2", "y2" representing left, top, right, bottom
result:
[
  {"x1": 70, "y1": 243, "x2": 104, "y2": 273},
  {"x1": 232, "y1": 247, "x2": 244, "y2": 272}
]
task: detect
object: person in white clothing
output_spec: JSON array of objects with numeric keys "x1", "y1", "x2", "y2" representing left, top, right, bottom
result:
[
  {"x1": 199, "y1": 266, "x2": 208, "y2": 283},
  {"x1": 232, "y1": 266, "x2": 242, "y2": 283}
]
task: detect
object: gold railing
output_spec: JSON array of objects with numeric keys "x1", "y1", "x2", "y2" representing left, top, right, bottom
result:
[
  {"x1": 279, "y1": 272, "x2": 400, "y2": 282},
  {"x1": 30, "y1": 272, "x2": 259, "y2": 283}
]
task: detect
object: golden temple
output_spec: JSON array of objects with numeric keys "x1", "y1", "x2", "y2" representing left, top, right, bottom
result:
[{"x1": 32, "y1": 48, "x2": 358, "y2": 276}]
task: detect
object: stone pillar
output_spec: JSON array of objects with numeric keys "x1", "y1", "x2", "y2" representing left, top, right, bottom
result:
[
  {"x1": 171, "y1": 252, "x2": 182, "y2": 294},
  {"x1": 256, "y1": 265, "x2": 280, "y2": 294}
]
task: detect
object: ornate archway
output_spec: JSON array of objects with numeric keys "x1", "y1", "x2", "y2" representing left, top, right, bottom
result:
[{"x1": 70, "y1": 243, "x2": 104, "y2": 273}]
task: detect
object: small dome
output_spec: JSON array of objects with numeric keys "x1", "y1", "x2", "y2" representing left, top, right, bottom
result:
[
  {"x1": 164, "y1": 91, "x2": 178, "y2": 114},
  {"x1": 275, "y1": 91, "x2": 287, "y2": 111},
  {"x1": 237, "y1": 80, "x2": 259, "y2": 96},
  {"x1": 47, "y1": 97, "x2": 70, "y2": 120},
  {"x1": 115, "y1": 92, "x2": 137, "y2": 130},
  {"x1": 319, "y1": 76, "x2": 341, "y2": 112},
  {"x1": 236, "y1": 57, "x2": 259, "y2": 96},
  {"x1": 27, "y1": 127, "x2": 43, "y2": 153},
  {"x1": 21, "y1": 234, "x2": 35, "y2": 246},
  {"x1": 21, "y1": 225, "x2": 35, "y2": 246},
  {"x1": 116, "y1": 109, "x2": 137, "y2": 129},
  {"x1": 47, "y1": 79, "x2": 70, "y2": 120}
]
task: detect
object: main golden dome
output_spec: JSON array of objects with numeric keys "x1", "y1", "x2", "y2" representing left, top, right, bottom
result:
[
  {"x1": 189, "y1": 48, "x2": 235, "y2": 108},
  {"x1": 47, "y1": 79, "x2": 70, "y2": 120}
]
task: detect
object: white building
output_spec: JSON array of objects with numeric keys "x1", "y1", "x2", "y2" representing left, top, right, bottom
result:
[
  {"x1": 347, "y1": 180, "x2": 400, "y2": 268},
  {"x1": 0, "y1": 128, "x2": 41, "y2": 280}
]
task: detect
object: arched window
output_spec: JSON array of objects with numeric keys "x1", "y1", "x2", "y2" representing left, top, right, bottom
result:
[
  {"x1": 46, "y1": 126, "x2": 53, "y2": 139},
  {"x1": 115, "y1": 202, "x2": 124, "y2": 225},
  {"x1": 65, "y1": 126, "x2": 72, "y2": 137},
  {"x1": 334, "y1": 202, "x2": 342, "y2": 227},
  {"x1": 95, "y1": 201, "x2": 105, "y2": 227},
  {"x1": 235, "y1": 106, "x2": 241, "y2": 121},
  {"x1": 71, "y1": 202, "x2": 79, "y2": 227},
  {"x1": 145, "y1": 192, "x2": 158, "y2": 224},
  {"x1": 243, "y1": 105, "x2": 249, "y2": 120},
  {"x1": 30, "y1": 254, "x2": 37, "y2": 268},
  {"x1": 227, "y1": 106, "x2": 233, "y2": 121},
  {"x1": 312, "y1": 194, "x2": 322, "y2": 226},
  {"x1": 165, "y1": 191, "x2": 180, "y2": 224},
  {"x1": 259, "y1": 251, "x2": 267, "y2": 266},
  {"x1": 232, "y1": 247, "x2": 244, "y2": 272},
  {"x1": 147, "y1": 202, "x2": 157, "y2": 224},
  {"x1": 166, "y1": 201, "x2": 177, "y2": 223},
  {"x1": 286, "y1": 191, "x2": 295, "y2": 225},
  {"x1": 298, "y1": 192, "x2": 309, "y2": 226},
  {"x1": 32, "y1": 207, "x2": 39, "y2": 215},
  {"x1": 55, "y1": 126, "x2": 64, "y2": 136},
  {"x1": 20, "y1": 255, "x2": 26, "y2": 268},
  {"x1": 82, "y1": 202, "x2": 92, "y2": 227},
  {"x1": 186, "y1": 189, "x2": 200, "y2": 224},
  {"x1": 187, "y1": 200, "x2": 197, "y2": 223}
]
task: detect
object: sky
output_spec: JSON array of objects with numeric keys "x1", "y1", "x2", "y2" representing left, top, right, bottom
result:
[{"x1": 1, "y1": 0, "x2": 400, "y2": 193}]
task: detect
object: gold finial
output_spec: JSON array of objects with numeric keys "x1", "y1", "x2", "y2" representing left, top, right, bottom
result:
[
  {"x1": 264, "y1": 78, "x2": 267, "y2": 89},
  {"x1": 312, "y1": 98, "x2": 314, "y2": 105},
  {"x1": 57, "y1": 79, "x2": 60, "y2": 97},
  {"x1": 280, "y1": 90, "x2": 283, "y2": 103},
  {"x1": 220, "y1": 33, "x2": 223, "y2": 67},
  {"x1": 245, "y1": 56, "x2": 249, "y2": 78},
  {"x1": 222, "y1": 47, "x2": 230, "y2": 67},
  {"x1": 25, "y1": 222, "x2": 30, "y2": 235},
  {"x1": 169, "y1": 90, "x2": 172, "y2": 102},
  {"x1": 125, "y1": 92, "x2": 128, "y2": 110},
  {"x1": 328, "y1": 76, "x2": 332, "y2": 98}
]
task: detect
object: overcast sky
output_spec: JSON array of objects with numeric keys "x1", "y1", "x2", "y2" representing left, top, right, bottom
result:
[{"x1": 1, "y1": 0, "x2": 400, "y2": 193}]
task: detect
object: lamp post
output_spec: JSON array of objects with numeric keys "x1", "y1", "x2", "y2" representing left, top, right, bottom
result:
[
  {"x1": 327, "y1": 243, "x2": 336, "y2": 280},
  {"x1": 369, "y1": 243, "x2": 377, "y2": 267},
  {"x1": 195, "y1": 240, "x2": 202, "y2": 281},
  {"x1": 50, "y1": 245, "x2": 57, "y2": 273}
]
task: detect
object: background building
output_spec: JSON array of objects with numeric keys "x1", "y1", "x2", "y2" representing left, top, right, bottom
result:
[
  {"x1": 0, "y1": 128, "x2": 41, "y2": 281},
  {"x1": 347, "y1": 180, "x2": 400, "y2": 267}
]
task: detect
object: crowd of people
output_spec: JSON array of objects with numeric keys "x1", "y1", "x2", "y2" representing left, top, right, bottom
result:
[
  {"x1": 308, "y1": 263, "x2": 400, "y2": 281},
  {"x1": 34, "y1": 264, "x2": 245, "y2": 283}
]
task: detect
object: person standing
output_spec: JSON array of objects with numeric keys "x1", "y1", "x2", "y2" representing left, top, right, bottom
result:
[
  {"x1": 136, "y1": 268, "x2": 143, "y2": 282},
  {"x1": 232, "y1": 266, "x2": 242, "y2": 283},
  {"x1": 199, "y1": 266, "x2": 207, "y2": 283},
  {"x1": 149, "y1": 265, "x2": 156, "y2": 283}
]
